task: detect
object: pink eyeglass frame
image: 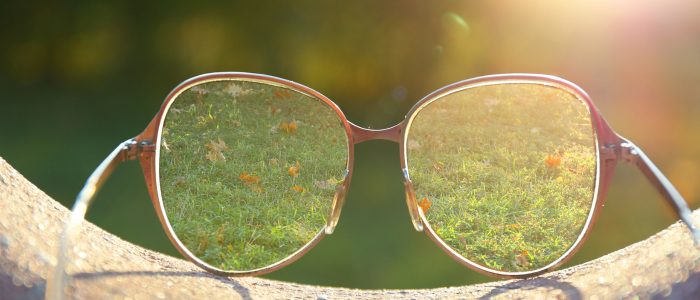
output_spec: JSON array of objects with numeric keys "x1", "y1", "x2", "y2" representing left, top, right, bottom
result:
[{"x1": 49, "y1": 72, "x2": 699, "y2": 293}]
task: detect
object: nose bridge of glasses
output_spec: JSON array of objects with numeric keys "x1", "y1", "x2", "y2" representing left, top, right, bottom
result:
[{"x1": 349, "y1": 122, "x2": 402, "y2": 144}]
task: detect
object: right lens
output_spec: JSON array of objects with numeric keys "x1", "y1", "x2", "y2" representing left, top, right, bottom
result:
[
  {"x1": 406, "y1": 82, "x2": 597, "y2": 273},
  {"x1": 158, "y1": 79, "x2": 348, "y2": 272}
]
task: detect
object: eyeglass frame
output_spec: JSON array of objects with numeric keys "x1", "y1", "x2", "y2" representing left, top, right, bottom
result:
[{"x1": 52, "y1": 72, "x2": 699, "y2": 284}]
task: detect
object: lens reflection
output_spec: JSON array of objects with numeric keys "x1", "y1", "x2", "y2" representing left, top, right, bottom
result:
[
  {"x1": 159, "y1": 80, "x2": 348, "y2": 271},
  {"x1": 406, "y1": 83, "x2": 596, "y2": 272}
]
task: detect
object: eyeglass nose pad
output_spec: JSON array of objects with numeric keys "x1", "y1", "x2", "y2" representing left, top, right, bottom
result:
[
  {"x1": 325, "y1": 169, "x2": 350, "y2": 234},
  {"x1": 402, "y1": 168, "x2": 424, "y2": 232}
]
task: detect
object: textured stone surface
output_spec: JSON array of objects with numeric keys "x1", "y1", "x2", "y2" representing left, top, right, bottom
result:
[{"x1": 1, "y1": 155, "x2": 700, "y2": 299}]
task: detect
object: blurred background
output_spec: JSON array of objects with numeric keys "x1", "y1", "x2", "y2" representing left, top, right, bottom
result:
[{"x1": 2, "y1": 0, "x2": 700, "y2": 290}]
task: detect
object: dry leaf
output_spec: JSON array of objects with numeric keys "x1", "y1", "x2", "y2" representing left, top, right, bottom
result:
[
  {"x1": 205, "y1": 138, "x2": 230, "y2": 152},
  {"x1": 288, "y1": 162, "x2": 300, "y2": 178},
  {"x1": 418, "y1": 198, "x2": 432, "y2": 214},
  {"x1": 291, "y1": 185, "x2": 306, "y2": 193},
  {"x1": 169, "y1": 108, "x2": 183, "y2": 114},
  {"x1": 314, "y1": 177, "x2": 338, "y2": 190},
  {"x1": 568, "y1": 165, "x2": 586, "y2": 174},
  {"x1": 268, "y1": 106, "x2": 282, "y2": 115},
  {"x1": 530, "y1": 127, "x2": 540, "y2": 134},
  {"x1": 191, "y1": 86, "x2": 210, "y2": 94},
  {"x1": 273, "y1": 90, "x2": 293, "y2": 99},
  {"x1": 433, "y1": 162, "x2": 444, "y2": 172},
  {"x1": 515, "y1": 250, "x2": 529, "y2": 268},
  {"x1": 459, "y1": 236, "x2": 467, "y2": 246},
  {"x1": 205, "y1": 149, "x2": 224, "y2": 162},
  {"x1": 239, "y1": 172, "x2": 262, "y2": 185},
  {"x1": 224, "y1": 83, "x2": 250, "y2": 97},
  {"x1": 270, "y1": 158, "x2": 278, "y2": 165},
  {"x1": 196, "y1": 91, "x2": 203, "y2": 103},
  {"x1": 407, "y1": 140, "x2": 421, "y2": 152},
  {"x1": 172, "y1": 176, "x2": 186, "y2": 185},
  {"x1": 546, "y1": 154, "x2": 561, "y2": 168},
  {"x1": 269, "y1": 122, "x2": 280, "y2": 134},
  {"x1": 506, "y1": 224, "x2": 520, "y2": 229},
  {"x1": 232, "y1": 120, "x2": 241, "y2": 126}
]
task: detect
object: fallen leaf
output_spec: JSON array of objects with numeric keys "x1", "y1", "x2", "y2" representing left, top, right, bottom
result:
[
  {"x1": 191, "y1": 86, "x2": 210, "y2": 94},
  {"x1": 459, "y1": 236, "x2": 467, "y2": 246},
  {"x1": 530, "y1": 127, "x2": 540, "y2": 134},
  {"x1": 546, "y1": 154, "x2": 561, "y2": 168},
  {"x1": 268, "y1": 106, "x2": 282, "y2": 115},
  {"x1": 205, "y1": 138, "x2": 230, "y2": 152},
  {"x1": 205, "y1": 149, "x2": 225, "y2": 162},
  {"x1": 407, "y1": 140, "x2": 421, "y2": 152},
  {"x1": 169, "y1": 108, "x2": 183, "y2": 114},
  {"x1": 568, "y1": 165, "x2": 586, "y2": 174},
  {"x1": 418, "y1": 198, "x2": 432, "y2": 214},
  {"x1": 232, "y1": 120, "x2": 241, "y2": 126},
  {"x1": 314, "y1": 177, "x2": 338, "y2": 190},
  {"x1": 506, "y1": 224, "x2": 520, "y2": 229},
  {"x1": 291, "y1": 185, "x2": 306, "y2": 192},
  {"x1": 273, "y1": 90, "x2": 293, "y2": 99},
  {"x1": 288, "y1": 162, "x2": 300, "y2": 178},
  {"x1": 515, "y1": 251, "x2": 529, "y2": 268},
  {"x1": 196, "y1": 91, "x2": 203, "y2": 103},
  {"x1": 270, "y1": 158, "x2": 278, "y2": 165},
  {"x1": 224, "y1": 83, "x2": 250, "y2": 97},
  {"x1": 282, "y1": 122, "x2": 298, "y2": 133},
  {"x1": 172, "y1": 176, "x2": 186, "y2": 185},
  {"x1": 433, "y1": 162, "x2": 444, "y2": 172},
  {"x1": 239, "y1": 172, "x2": 262, "y2": 185}
]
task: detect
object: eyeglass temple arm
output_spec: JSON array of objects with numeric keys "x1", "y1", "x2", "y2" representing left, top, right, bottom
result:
[
  {"x1": 619, "y1": 141, "x2": 700, "y2": 242},
  {"x1": 46, "y1": 138, "x2": 151, "y2": 300}
]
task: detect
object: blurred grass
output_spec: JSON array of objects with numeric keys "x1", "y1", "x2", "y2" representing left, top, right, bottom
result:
[{"x1": 1, "y1": 0, "x2": 699, "y2": 290}]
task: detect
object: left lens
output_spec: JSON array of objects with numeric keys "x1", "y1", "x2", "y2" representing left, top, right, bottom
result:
[
  {"x1": 405, "y1": 82, "x2": 597, "y2": 273},
  {"x1": 158, "y1": 79, "x2": 348, "y2": 272}
]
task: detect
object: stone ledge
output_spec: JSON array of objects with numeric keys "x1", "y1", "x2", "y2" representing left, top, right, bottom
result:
[{"x1": 1, "y1": 156, "x2": 699, "y2": 299}]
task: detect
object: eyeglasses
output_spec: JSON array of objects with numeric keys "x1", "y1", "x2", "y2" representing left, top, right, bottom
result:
[{"x1": 47, "y1": 72, "x2": 699, "y2": 297}]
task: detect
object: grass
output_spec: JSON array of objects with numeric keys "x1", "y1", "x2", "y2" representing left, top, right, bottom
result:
[
  {"x1": 406, "y1": 83, "x2": 597, "y2": 272},
  {"x1": 158, "y1": 80, "x2": 348, "y2": 271}
]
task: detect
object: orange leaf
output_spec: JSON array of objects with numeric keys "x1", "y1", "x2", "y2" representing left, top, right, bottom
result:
[
  {"x1": 515, "y1": 250, "x2": 529, "y2": 268},
  {"x1": 568, "y1": 165, "x2": 586, "y2": 174},
  {"x1": 268, "y1": 106, "x2": 282, "y2": 115},
  {"x1": 545, "y1": 154, "x2": 561, "y2": 168},
  {"x1": 288, "y1": 162, "x2": 300, "y2": 178},
  {"x1": 291, "y1": 185, "x2": 306, "y2": 192},
  {"x1": 282, "y1": 123, "x2": 288, "y2": 133},
  {"x1": 273, "y1": 90, "x2": 293, "y2": 99},
  {"x1": 506, "y1": 224, "x2": 520, "y2": 229},
  {"x1": 239, "y1": 172, "x2": 261, "y2": 185},
  {"x1": 205, "y1": 138, "x2": 230, "y2": 152},
  {"x1": 433, "y1": 162, "x2": 444, "y2": 172},
  {"x1": 289, "y1": 122, "x2": 297, "y2": 133},
  {"x1": 418, "y1": 198, "x2": 432, "y2": 214}
]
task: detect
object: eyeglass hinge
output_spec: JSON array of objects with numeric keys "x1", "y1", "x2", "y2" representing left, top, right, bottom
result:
[
  {"x1": 600, "y1": 142, "x2": 640, "y2": 166},
  {"x1": 618, "y1": 142, "x2": 640, "y2": 165},
  {"x1": 121, "y1": 139, "x2": 156, "y2": 161}
]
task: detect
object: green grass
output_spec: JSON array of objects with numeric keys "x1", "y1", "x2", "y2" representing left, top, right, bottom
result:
[
  {"x1": 159, "y1": 80, "x2": 348, "y2": 271},
  {"x1": 406, "y1": 83, "x2": 596, "y2": 272}
]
